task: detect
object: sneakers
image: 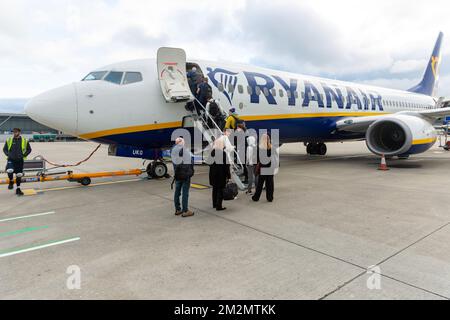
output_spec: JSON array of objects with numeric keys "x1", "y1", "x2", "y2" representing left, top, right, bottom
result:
[
  {"x1": 181, "y1": 210, "x2": 194, "y2": 218},
  {"x1": 8, "y1": 183, "x2": 14, "y2": 190},
  {"x1": 175, "y1": 210, "x2": 183, "y2": 216},
  {"x1": 216, "y1": 207, "x2": 227, "y2": 211},
  {"x1": 16, "y1": 188, "x2": 24, "y2": 196}
]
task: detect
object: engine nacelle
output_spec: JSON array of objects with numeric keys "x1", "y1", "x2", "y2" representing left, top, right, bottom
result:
[{"x1": 366, "y1": 115, "x2": 437, "y2": 156}]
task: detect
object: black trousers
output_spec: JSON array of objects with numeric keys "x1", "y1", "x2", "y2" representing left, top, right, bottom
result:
[
  {"x1": 252, "y1": 175, "x2": 274, "y2": 202},
  {"x1": 212, "y1": 186, "x2": 224, "y2": 209},
  {"x1": 6, "y1": 159, "x2": 24, "y2": 187}
]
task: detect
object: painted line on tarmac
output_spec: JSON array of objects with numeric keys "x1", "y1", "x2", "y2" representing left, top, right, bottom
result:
[
  {"x1": 36, "y1": 178, "x2": 142, "y2": 193},
  {"x1": 0, "y1": 226, "x2": 49, "y2": 238},
  {"x1": 0, "y1": 211, "x2": 55, "y2": 223},
  {"x1": 0, "y1": 237, "x2": 80, "y2": 258}
]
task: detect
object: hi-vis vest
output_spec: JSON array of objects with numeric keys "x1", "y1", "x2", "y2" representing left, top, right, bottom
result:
[{"x1": 6, "y1": 137, "x2": 28, "y2": 159}]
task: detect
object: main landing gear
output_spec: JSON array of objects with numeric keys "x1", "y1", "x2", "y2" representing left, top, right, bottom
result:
[
  {"x1": 306, "y1": 142, "x2": 327, "y2": 156},
  {"x1": 147, "y1": 160, "x2": 169, "y2": 179}
]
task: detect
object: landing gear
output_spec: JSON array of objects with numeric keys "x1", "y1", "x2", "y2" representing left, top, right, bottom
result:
[
  {"x1": 147, "y1": 161, "x2": 169, "y2": 179},
  {"x1": 306, "y1": 143, "x2": 327, "y2": 156}
]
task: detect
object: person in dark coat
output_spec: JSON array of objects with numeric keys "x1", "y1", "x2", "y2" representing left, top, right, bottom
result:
[
  {"x1": 209, "y1": 144, "x2": 231, "y2": 211},
  {"x1": 252, "y1": 134, "x2": 276, "y2": 203}
]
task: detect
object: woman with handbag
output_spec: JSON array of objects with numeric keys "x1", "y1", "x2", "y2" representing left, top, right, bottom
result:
[
  {"x1": 252, "y1": 134, "x2": 276, "y2": 203},
  {"x1": 209, "y1": 136, "x2": 231, "y2": 211}
]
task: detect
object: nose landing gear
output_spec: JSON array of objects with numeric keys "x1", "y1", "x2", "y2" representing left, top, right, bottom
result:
[
  {"x1": 306, "y1": 142, "x2": 327, "y2": 156},
  {"x1": 147, "y1": 161, "x2": 170, "y2": 179}
]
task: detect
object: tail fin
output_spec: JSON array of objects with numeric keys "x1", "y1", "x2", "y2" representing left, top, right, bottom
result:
[{"x1": 408, "y1": 32, "x2": 443, "y2": 96}]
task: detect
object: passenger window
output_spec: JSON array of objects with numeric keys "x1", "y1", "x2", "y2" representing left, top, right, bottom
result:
[
  {"x1": 287, "y1": 91, "x2": 291, "y2": 99},
  {"x1": 279, "y1": 90, "x2": 284, "y2": 98},
  {"x1": 271, "y1": 89, "x2": 276, "y2": 97},
  {"x1": 123, "y1": 72, "x2": 143, "y2": 85},
  {"x1": 294, "y1": 91, "x2": 299, "y2": 99},
  {"x1": 82, "y1": 71, "x2": 107, "y2": 81},
  {"x1": 218, "y1": 83, "x2": 224, "y2": 92},
  {"x1": 263, "y1": 88, "x2": 269, "y2": 96},
  {"x1": 247, "y1": 86, "x2": 253, "y2": 95},
  {"x1": 255, "y1": 87, "x2": 261, "y2": 96},
  {"x1": 228, "y1": 84, "x2": 235, "y2": 93},
  {"x1": 238, "y1": 85, "x2": 244, "y2": 94},
  {"x1": 105, "y1": 71, "x2": 124, "y2": 85}
]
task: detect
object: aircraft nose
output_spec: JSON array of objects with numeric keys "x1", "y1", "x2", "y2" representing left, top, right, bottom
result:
[{"x1": 25, "y1": 83, "x2": 78, "y2": 135}]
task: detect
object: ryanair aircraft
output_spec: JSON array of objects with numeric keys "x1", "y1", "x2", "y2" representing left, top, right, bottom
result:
[{"x1": 25, "y1": 32, "x2": 450, "y2": 178}]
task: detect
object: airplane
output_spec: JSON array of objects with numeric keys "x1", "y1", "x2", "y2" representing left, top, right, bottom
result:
[{"x1": 25, "y1": 32, "x2": 450, "y2": 179}]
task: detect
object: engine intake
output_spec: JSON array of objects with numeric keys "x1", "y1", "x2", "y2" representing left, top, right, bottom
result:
[{"x1": 366, "y1": 118, "x2": 412, "y2": 156}]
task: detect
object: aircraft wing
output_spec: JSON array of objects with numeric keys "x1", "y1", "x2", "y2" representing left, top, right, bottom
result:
[{"x1": 336, "y1": 108, "x2": 450, "y2": 133}]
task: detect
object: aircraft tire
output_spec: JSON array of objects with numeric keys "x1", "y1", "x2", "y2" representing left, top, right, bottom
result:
[
  {"x1": 318, "y1": 143, "x2": 327, "y2": 156},
  {"x1": 149, "y1": 161, "x2": 168, "y2": 179}
]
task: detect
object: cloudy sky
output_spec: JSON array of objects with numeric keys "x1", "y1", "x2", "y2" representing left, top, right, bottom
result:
[{"x1": 1, "y1": 0, "x2": 450, "y2": 111}]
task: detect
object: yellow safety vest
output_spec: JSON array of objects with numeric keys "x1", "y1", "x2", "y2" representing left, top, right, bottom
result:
[{"x1": 6, "y1": 137, "x2": 28, "y2": 159}]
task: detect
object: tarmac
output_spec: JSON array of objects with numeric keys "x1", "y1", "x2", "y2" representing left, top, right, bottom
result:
[{"x1": 0, "y1": 141, "x2": 449, "y2": 300}]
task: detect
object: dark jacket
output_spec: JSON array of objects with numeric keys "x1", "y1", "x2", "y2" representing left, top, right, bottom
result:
[
  {"x1": 198, "y1": 82, "x2": 212, "y2": 100},
  {"x1": 172, "y1": 144, "x2": 194, "y2": 181},
  {"x1": 257, "y1": 147, "x2": 279, "y2": 176},
  {"x1": 209, "y1": 149, "x2": 231, "y2": 188},
  {"x1": 3, "y1": 136, "x2": 32, "y2": 161}
]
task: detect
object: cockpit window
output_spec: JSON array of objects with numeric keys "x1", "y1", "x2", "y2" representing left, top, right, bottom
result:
[
  {"x1": 82, "y1": 71, "x2": 107, "y2": 81},
  {"x1": 104, "y1": 71, "x2": 124, "y2": 85},
  {"x1": 123, "y1": 72, "x2": 143, "y2": 85}
]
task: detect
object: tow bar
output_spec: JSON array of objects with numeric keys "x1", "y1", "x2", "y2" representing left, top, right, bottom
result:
[{"x1": 0, "y1": 169, "x2": 145, "y2": 187}]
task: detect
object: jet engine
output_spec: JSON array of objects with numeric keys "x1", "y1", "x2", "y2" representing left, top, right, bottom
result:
[{"x1": 365, "y1": 114, "x2": 437, "y2": 156}]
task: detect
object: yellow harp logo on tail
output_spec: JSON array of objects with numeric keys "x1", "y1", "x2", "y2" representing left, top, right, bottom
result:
[{"x1": 431, "y1": 56, "x2": 440, "y2": 78}]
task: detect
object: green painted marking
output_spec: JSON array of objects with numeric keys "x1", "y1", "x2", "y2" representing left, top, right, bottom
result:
[
  {"x1": 0, "y1": 237, "x2": 80, "y2": 258},
  {"x1": 0, "y1": 226, "x2": 49, "y2": 238}
]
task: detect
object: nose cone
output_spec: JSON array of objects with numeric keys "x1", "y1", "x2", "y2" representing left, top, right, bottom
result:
[{"x1": 25, "y1": 83, "x2": 78, "y2": 135}]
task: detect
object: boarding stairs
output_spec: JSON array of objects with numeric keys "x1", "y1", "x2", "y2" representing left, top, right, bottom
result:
[{"x1": 183, "y1": 99, "x2": 246, "y2": 191}]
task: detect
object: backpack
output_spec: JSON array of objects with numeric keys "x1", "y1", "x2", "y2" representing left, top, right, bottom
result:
[
  {"x1": 232, "y1": 115, "x2": 245, "y2": 127},
  {"x1": 175, "y1": 164, "x2": 194, "y2": 181},
  {"x1": 174, "y1": 148, "x2": 194, "y2": 181},
  {"x1": 206, "y1": 84, "x2": 213, "y2": 99},
  {"x1": 209, "y1": 101, "x2": 220, "y2": 116}
]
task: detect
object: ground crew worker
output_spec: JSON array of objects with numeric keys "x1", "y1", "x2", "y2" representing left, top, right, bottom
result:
[
  {"x1": 3, "y1": 128, "x2": 32, "y2": 196},
  {"x1": 225, "y1": 108, "x2": 242, "y2": 130}
]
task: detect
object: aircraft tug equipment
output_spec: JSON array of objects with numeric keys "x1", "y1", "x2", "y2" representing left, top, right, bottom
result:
[{"x1": 0, "y1": 169, "x2": 144, "y2": 187}]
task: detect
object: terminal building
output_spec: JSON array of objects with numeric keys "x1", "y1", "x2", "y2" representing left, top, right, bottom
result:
[{"x1": 0, "y1": 113, "x2": 75, "y2": 142}]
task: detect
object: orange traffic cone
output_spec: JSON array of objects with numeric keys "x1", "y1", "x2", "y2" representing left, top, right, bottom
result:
[{"x1": 378, "y1": 154, "x2": 389, "y2": 171}]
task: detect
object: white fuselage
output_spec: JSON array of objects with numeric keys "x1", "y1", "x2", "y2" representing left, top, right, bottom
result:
[{"x1": 25, "y1": 58, "x2": 437, "y2": 149}]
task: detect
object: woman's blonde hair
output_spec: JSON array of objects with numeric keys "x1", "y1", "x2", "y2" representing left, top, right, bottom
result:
[{"x1": 259, "y1": 133, "x2": 272, "y2": 149}]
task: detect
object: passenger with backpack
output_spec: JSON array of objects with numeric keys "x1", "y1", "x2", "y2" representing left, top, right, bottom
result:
[
  {"x1": 197, "y1": 77, "x2": 213, "y2": 113},
  {"x1": 171, "y1": 138, "x2": 195, "y2": 217},
  {"x1": 225, "y1": 108, "x2": 244, "y2": 130},
  {"x1": 206, "y1": 99, "x2": 226, "y2": 130}
]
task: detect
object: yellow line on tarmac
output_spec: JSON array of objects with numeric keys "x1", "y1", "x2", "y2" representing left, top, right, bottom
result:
[{"x1": 36, "y1": 178, "x2": 143, "y2": 193}]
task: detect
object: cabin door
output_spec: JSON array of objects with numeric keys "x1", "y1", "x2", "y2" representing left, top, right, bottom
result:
[{"x1": 157, "y1": 47, "x2": 193, "y2": 103}]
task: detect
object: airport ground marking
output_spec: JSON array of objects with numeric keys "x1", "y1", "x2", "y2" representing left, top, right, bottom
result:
[
  {"x1": 0, "y1": 225, "x2": 49, "y2": 238},
  {"x1": 35, "y1": 178, "x2": 142, "y2": 193},
  {"x1": 0, "y1": 237, "x2": 80, "y2": 258},
  {"x1": 0, "y1": 211, "x2": 55, "y2": 223}
]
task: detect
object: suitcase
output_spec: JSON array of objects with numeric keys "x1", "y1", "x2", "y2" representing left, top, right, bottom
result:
[{"x1": 223, "y1": 182, "x2": 238, "y2": 201}]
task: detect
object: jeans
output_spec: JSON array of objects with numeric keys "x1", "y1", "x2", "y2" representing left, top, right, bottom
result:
[{"x1": 174, "y1": 178, "x2": 191, "y2": 213}]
